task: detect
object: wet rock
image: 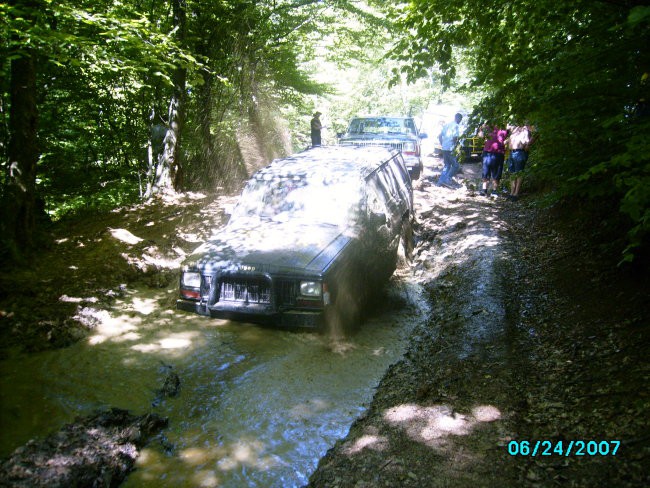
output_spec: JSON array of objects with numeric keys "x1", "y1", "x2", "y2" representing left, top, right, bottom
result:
[
  {"x1": 152, "y1": 364, "x2": 181, "y2": 407},
  {"x1": 160, "y1": 371, "x2": 181, "y2": 397},
  {"x1": 0, "y1": 408, "x2": 168, "y2": 488}
]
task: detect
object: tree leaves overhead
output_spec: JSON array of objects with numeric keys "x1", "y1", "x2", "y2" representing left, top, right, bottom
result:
[
  {"x1": 392, "y1": 0, "x2": 650, "y2": 259},
  {"x1": 1, "y1": 0, "x2": 189, "y2": 87},
  {"x1": 1, "y1": 0, "x2": 394, "y2": 239},
  {"x1": 4, "y1": 0, "x2": 649, "y2": 260}
]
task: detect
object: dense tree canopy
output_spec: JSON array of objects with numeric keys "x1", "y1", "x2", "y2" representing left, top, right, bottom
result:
[
  {"x1": 1, "y1": 0, "x2": 649, "y2": 262},
  {"x1": 391, "y1": 0, "x2": 650, "y2": 259},
  {"x1": 0, "y1": 0, "x2": 386, "y2": 259}
]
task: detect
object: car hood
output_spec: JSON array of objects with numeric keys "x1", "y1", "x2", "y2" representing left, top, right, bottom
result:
[
  {"x1": 186, "y1": 218, "x2": 355, "y2": 276},
  {"x1": 340, "y1": 133, "x2": 416, "y2": 142}
]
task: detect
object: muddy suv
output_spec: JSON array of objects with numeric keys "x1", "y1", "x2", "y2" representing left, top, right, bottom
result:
[
  {"x1": 338, "y1": 116, "x2": 427, "y2": 180},
  {"x1": 177, "y1": 145, "x2": 414, "y2": 332}
]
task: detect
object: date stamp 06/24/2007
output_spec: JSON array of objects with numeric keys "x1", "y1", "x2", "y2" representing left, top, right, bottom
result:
[{"x1": 507, "y1": 440, "x2": 621, "y2": 457}]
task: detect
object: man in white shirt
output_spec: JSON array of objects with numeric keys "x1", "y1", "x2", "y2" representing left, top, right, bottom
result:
[{"x1": 437, "y1": 113, "x2": 463, "y2": 187}]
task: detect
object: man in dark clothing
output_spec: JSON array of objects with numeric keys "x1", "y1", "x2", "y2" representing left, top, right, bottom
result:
[{"x1": 311, "y1": 112, "x2": 323, "y2": 146}]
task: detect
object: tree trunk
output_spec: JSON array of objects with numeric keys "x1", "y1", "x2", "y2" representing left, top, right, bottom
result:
[
  {"x1": 3, "y1": 50, "x2": 39, "y2": 254},
  {"x1": 145, "y1": 0, "x2": 187, "y2": 197}
]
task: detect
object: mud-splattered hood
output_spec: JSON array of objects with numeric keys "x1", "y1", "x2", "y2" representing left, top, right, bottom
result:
[{"x1": 186, "y1": 218, "x2": 356, "y2": 276}]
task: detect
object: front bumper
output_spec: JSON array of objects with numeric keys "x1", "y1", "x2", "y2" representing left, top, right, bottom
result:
[
  {"x1": 176, "y1": 299, "x2": 324, "y2": 329},
  {"x1": 403, "y1": 155, "x2": 423, "y2": 178}
]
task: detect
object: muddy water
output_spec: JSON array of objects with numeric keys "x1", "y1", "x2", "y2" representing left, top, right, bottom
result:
[{"x1": 0, "y1": 278, "x2": 426, "y2": 487}]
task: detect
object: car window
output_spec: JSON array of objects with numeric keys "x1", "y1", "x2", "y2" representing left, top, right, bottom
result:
[
  {"x1": 404, "y1": 118, "x2": 417, "y2": 134},
  {"x1": 348, "y1": 117, "x2": 415, "y2": 136}
]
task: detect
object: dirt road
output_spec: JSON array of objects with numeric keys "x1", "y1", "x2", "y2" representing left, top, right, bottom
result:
[
  {"x1": 0, "y1": 157, "x2": 648, "y2": 487},
  {"x1": 307, "y1": 159, "x2": 650, "y2": 487}
]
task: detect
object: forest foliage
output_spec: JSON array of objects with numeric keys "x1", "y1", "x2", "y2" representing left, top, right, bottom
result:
[
  {"x1": 392, "y1": 0, "x2": 650, "y2": 260},
  {"x1": 1, "y1": 0, "x2": 649, "y2": 262},
  {"x1": 0, "y1": 0, "x2": 386, "y2": 258}
]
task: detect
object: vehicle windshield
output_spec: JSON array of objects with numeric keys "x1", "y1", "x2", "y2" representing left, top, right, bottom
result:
[
  {"x1": 230, "y1": 168, "x2": 365, "y2": 227},
  {"x1": 347, "y1": 117, "x2": 416, "y2": 136}
]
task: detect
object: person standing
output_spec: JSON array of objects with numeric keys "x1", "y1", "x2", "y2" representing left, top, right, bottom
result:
[
  {"x1": 437, "y1": 113, "x2": 463, "y2": 187},
  {"x1": 311, "y1": 112, "x2": 323, "y2": 147},
  {"x1": 506, "y1": 124, "x2": 535, "y2": 201},
  {"x1": 480, "y1": 125, "x2": 508, "y2": 197}
]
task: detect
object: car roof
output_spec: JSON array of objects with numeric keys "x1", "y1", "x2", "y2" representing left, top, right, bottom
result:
[{"x1": 262, "y1": 145, "x2": 399, "y2": 180}]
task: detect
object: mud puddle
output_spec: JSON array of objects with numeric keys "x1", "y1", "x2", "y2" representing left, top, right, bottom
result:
[{"x1": 0, "y1": 277, "x2": 428, "y2": 487}]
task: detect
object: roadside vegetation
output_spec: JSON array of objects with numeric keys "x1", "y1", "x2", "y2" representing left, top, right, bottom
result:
[{"x1": 2, "y1": 1, "x2": 647, "y2": 265}]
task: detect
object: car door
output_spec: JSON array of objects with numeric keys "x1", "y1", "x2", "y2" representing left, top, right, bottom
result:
[{"x1": 363, "y1": 170, "x2": 401, "y2": 284}]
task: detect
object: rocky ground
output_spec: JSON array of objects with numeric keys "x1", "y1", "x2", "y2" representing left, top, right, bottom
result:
[
  {"x1": 0, "y1": 158, "x2": 648, "y2": 487},
  {"x1": 0, "y1": 409, "x2": 168, "y2": 488}
]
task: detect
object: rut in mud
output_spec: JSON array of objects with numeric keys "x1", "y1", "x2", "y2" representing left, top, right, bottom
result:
[{"x1": 307, "y1": 160, "x2": 650, "y2": 487}]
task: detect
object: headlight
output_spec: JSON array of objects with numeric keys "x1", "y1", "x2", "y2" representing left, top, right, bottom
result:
[
  {"x1": 181, "y1": 271, "x2": 201, "y2": 288},
  {"x1": 300, "y1": 281, "x2": 322, "y2": 297},
  {"x1": 403, "y1": 142, "x2": 416, "y2": 152}
]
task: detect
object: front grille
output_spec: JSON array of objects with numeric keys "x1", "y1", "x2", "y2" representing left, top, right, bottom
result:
[
  {"x1": 341, "y1": 140, "x2": 404, "y2": 152},
  {"x1": 212, "y1": 273, "x2": 303, "y2": 309},
  {"x1": 219, "y1": 275, "x2": 272, "y2": 304},
  {"x1": 276, "y1": 280, "x2": 299, "y2": 306}
]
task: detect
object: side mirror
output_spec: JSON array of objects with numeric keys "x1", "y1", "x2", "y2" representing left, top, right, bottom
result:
[{"x1": 419, "y1": 132, "x2": 428, "y2": 139}]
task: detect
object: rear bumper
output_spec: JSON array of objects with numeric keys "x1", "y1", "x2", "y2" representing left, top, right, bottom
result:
[{"x1": 176, "y1": 299, "x2": 324, "y2": 329}]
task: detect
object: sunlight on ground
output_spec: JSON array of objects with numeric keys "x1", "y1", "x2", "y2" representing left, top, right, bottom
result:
[
  {"x1": 59, "y1": 294, "x2": 98, "y2": 303},
  {"x1": 159, "y1": 190, "x2": 207, "y2": 206},
  {"x1": 130, "y1": 297, "x2": 157, "y2": 315},
  {"x1": 131, "y1": 331, "x2": 200, "y2": 353},
  {"x1": 78, "y1": 288, "x2": 209, "y2": 358},
  {"x1": 178, "y1": 231, "x2": 204, "y2": 243},
  {"x1": 457, "y1": 233, "x2": 500, "y2": 253},
  {"x1": 109, "y1": 227, "x2": 143, "y2": 245},
  {"x1": 130, "y1": 437, "x2": 280, "y2": 487},
  {"x1": 344, "y1": 426, "x2": 389, "y2": 455},
  {"x1": 141, "y1": 252, "x2": 185, "y2": 269},
  {"x1": 382, "y1": 403, "x2": 501, "y2": 448},
  {"x1": 87, "y1": 313, "x2": 142, "y2": 345},
  {"x1": 135, "y1": 425, "x2": 286, "y2": 487},
  {"x1": 216, "y1": 439, "x2": 279, "y2": 472},
  {"x1": 121, "y1": 251, "x2": 185, "y2": 271}
]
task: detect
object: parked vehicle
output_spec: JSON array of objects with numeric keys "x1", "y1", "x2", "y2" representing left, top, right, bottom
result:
[
  {"x1": 461, "y1": 135, "x2": 484, "y2": 162},
  {"x1": 338, "y1": 116, "x2": 427, "y2": 180},
  {"x1": 177, "y1": 145, "x2": 414, "y2": 333}
]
